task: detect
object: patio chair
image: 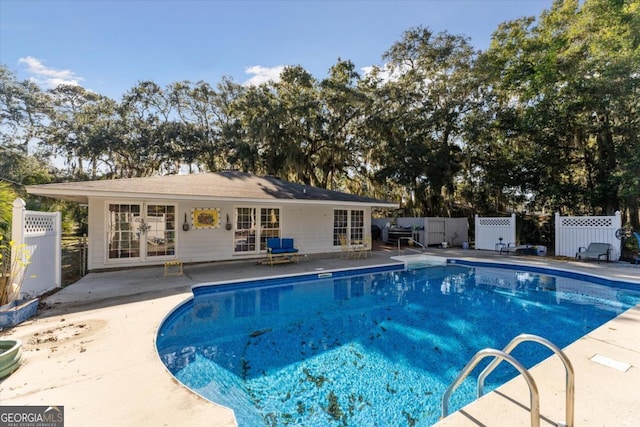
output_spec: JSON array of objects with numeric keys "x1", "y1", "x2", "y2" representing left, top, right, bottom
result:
[
  {"x1": 361, "y1": 235, "x2": 372, "y2": 258},
  {"x1": 575, "y1": 242, "x2": 612, "y2": 263},
  {"x1": 633, "y1": 232, "x2": 640, "y2": 265},
  {"x1": 265, "y1": 237, "x2": 299, "y2": 266},
  {"x1": 339, "y1": 234, "x2": 354, "y2": 259},
  {"x1": 500, "y1": 243, "x2": 517, "y2": 255},
  {"x1": 352, "y1": 235, "x2": 372, "y2": 259}
]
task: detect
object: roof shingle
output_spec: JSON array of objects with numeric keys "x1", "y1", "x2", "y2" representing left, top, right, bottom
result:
[{"x1": 26, "y1": 171, "x2": 397, "y2": 207}]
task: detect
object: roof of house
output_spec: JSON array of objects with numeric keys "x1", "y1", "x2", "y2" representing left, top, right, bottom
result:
[{"x1": 26, "y1": 171, "x2": 399, "y2": 207}]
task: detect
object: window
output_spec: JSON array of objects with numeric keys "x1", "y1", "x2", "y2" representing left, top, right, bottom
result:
[
  {"x1": 350, "y1": 210, "x2": 364, "y2": 243},
  {"x1": 333, "y1": 209, "x2": 364, "y2": 246},
  {"x1": 333, "y1": 209, "x2": 348, "y2": 246}
]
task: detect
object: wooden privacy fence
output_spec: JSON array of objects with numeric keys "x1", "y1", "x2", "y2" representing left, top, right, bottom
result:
[
  {"x1": 11, "y1": 198, "x2": 62, "y2": 298},
  {"x1": 554, "y1": 211, "x2": 621, "y2": 261},
  {"x1": 474, "y1": 214, "x2": 516, "y2": 251}
]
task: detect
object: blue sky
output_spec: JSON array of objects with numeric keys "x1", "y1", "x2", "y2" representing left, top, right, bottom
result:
[{"x1": 1, "y1": 0, "x2": 554, "y2": 100}]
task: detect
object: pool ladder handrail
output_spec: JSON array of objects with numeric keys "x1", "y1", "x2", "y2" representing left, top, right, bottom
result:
[
  {"x1": 397, "y1": 236, "x2": 426, "y2": 255},
  {"x1": 478, "y1": 334, "x2": 574, "y2": 427},
  {"x1": 441, "y1": 333, "x2": 574, "y2": 427},
  {"x1": 441, "y1": 348, "x2": 541, "y2": 427}
]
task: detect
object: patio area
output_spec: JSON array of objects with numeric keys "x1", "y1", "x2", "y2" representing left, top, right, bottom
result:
[{"x1": 1, "y1": 246, "x2": 639, "y2": 427}]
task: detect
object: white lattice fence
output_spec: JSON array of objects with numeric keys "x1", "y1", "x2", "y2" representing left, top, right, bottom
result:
[
  {"x1": 474, "y1": 214, "x2": 516, "y2": 251},
  {"x1": 554, "y1": 212, "x2": 621, "y2": 261},
  {"x1": 11, "y1": 198, "x2": 62, "y2": 298}
]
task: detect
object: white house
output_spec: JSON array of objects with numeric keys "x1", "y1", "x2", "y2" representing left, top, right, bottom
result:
[{"x1": 26, "y1": 171, "x2": 398, "y2": 271}]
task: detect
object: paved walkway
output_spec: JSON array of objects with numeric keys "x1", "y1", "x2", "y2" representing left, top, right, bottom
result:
[{"x1": 0, "y1": 248, "x2": 638, "y2": 427}]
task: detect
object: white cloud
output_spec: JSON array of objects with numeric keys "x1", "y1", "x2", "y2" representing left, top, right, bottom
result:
[
  {"x1": 18, "y1": 56, "x2": 83, "y2": 88},
  {"x1": 243, "y1": 65, "x2": 285, "y2": 86},
  {"x1": 361, "y1": 65, "x2": 390, "y2": 83},
  {"x1": 361, "y1": 63, "x2": 410, "y2": 84}
]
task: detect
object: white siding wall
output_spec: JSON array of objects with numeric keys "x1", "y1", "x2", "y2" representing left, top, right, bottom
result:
[
  {"x1": 284, "y1": 205, "x2": 333, "y2": 253},
  {"x1": 87, "y1": 197, "x2": 370, "y2": 270},
  {"x1": 87, "y1": 198, "x2": 105, "y2": 271}
]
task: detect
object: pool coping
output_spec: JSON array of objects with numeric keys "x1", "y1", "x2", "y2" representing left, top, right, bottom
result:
[{"x1": 0, "y1": 249, "x2": 638, "y2": 426}]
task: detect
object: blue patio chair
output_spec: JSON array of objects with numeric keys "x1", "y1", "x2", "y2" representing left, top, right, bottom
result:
[
  {"x1": 265, "y1": 237, "x2": 299, "y2": 266},
  {"x1": 633, "y1": 232, "x2": 640, "y2": 265}
]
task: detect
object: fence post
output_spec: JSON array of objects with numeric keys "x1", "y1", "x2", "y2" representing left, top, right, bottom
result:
[
  {"x1": 554, "y1": 212, "x2": 560, "y2": 257},
  {"x1": 614, "y1": 211, "x2": 622, "y2": 257},
  {"x1": 11, "y1": 198, "x2": 27, "y2": 287},
  {"x1": 81, "y1": 234, "x2": 88, "y2": 277},
  {"x1": 474, "y1": 214, "x2": 479, "y2": 250},
  {"x1": 55, "y1": 211, "x2": 62, "y2": 287}
]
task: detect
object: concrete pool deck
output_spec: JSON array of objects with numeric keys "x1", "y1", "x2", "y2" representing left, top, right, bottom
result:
[{"x1": 0, "y1": 247, "x2": 638, "y2": 427}]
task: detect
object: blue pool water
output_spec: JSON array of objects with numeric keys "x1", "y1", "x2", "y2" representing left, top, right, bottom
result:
[{"x1": 156, "y1": 263, "x2": 640, "y2": 427}]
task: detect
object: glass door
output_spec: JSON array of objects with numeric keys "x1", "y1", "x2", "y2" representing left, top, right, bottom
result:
[
  {"x1": 108, "y1": 203, "x2": 142, "y2": 259},
  {"x1": 107, "y1": 202, "x2": 176, "y2": 261},
  {"x1": 144, "y1": 204, "x2": 176, "y2": 258},
  {"x1": 259, "y1": 208, "x2": 280, "y2": 251},
  {"x1": 234, "y1": 207, "x2": 256, "y2": 253}
]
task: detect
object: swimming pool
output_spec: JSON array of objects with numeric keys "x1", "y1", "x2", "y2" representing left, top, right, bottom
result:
[{"x1": 156, "y1": 262, "x2": 640, "y2": 427}]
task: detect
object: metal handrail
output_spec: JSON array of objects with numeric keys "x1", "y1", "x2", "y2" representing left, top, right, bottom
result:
[
  {"x1": 441, "y1": 348, "x2": 540, "y2": 427},
  {"x1": 477, "y1": 334, "x2": 574, "y2": 427},
  {"x1": 397, "y1": 236, "x2": 426, "y2": 255}
]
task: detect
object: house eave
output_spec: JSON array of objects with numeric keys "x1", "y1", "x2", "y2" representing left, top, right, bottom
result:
[{"x1": 26, "y1": 187, "x2": 399, "y2": 208}]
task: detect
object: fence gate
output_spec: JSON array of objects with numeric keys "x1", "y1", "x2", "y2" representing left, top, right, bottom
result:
[
  {"x1": 11, "y1": 198, "x2": 62, "y2": 298},
  {"x1": 426, "y1": 218, "x2": 446, "y2": 246},
  {"x1": 554, "y1": 211, "x2": 621, "y2": 261},
  {"x1": 474, "y1": 214, "x2": 516, "y2": 251}
]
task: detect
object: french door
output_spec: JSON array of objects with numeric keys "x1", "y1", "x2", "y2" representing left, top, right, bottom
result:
[
  {"x1": 107, "y1": 202, "x2": 176, "y2": 261},
  {"x1": 233, "y1": 207, "x2": 280, "y2": 254}
]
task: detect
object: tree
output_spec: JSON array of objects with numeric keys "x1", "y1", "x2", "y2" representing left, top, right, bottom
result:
[
  {"x1": 170, "y1": 78, "x2": 244, "y2": 172},
  {"x1": 44, "y1": 84, "x2": 116, "y2": 179},
  {"x1": 363, "y1": 27, "x2": 476, "y2": 215},
  {"x1": 114, "y1": 81, "x2": 182, "y2": 177},
  {"x1": 0, "y1": 65, "x2": 49, "y2": 153},
  {"x1": 316, "y1": 59, "x2": 366, "y2": 191},
  {"x1": 0, "y1": 181, "x2": 19, "y2": 241},
  {"x1": 0, "y1": 66, "x2": 54, "y2": 188},
  {"x1": 228, "y1": 79, "x2": 284, "y2": 176},
  {"x1": 471, "y1": 0, "x2": 639, "y2": 223}
]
